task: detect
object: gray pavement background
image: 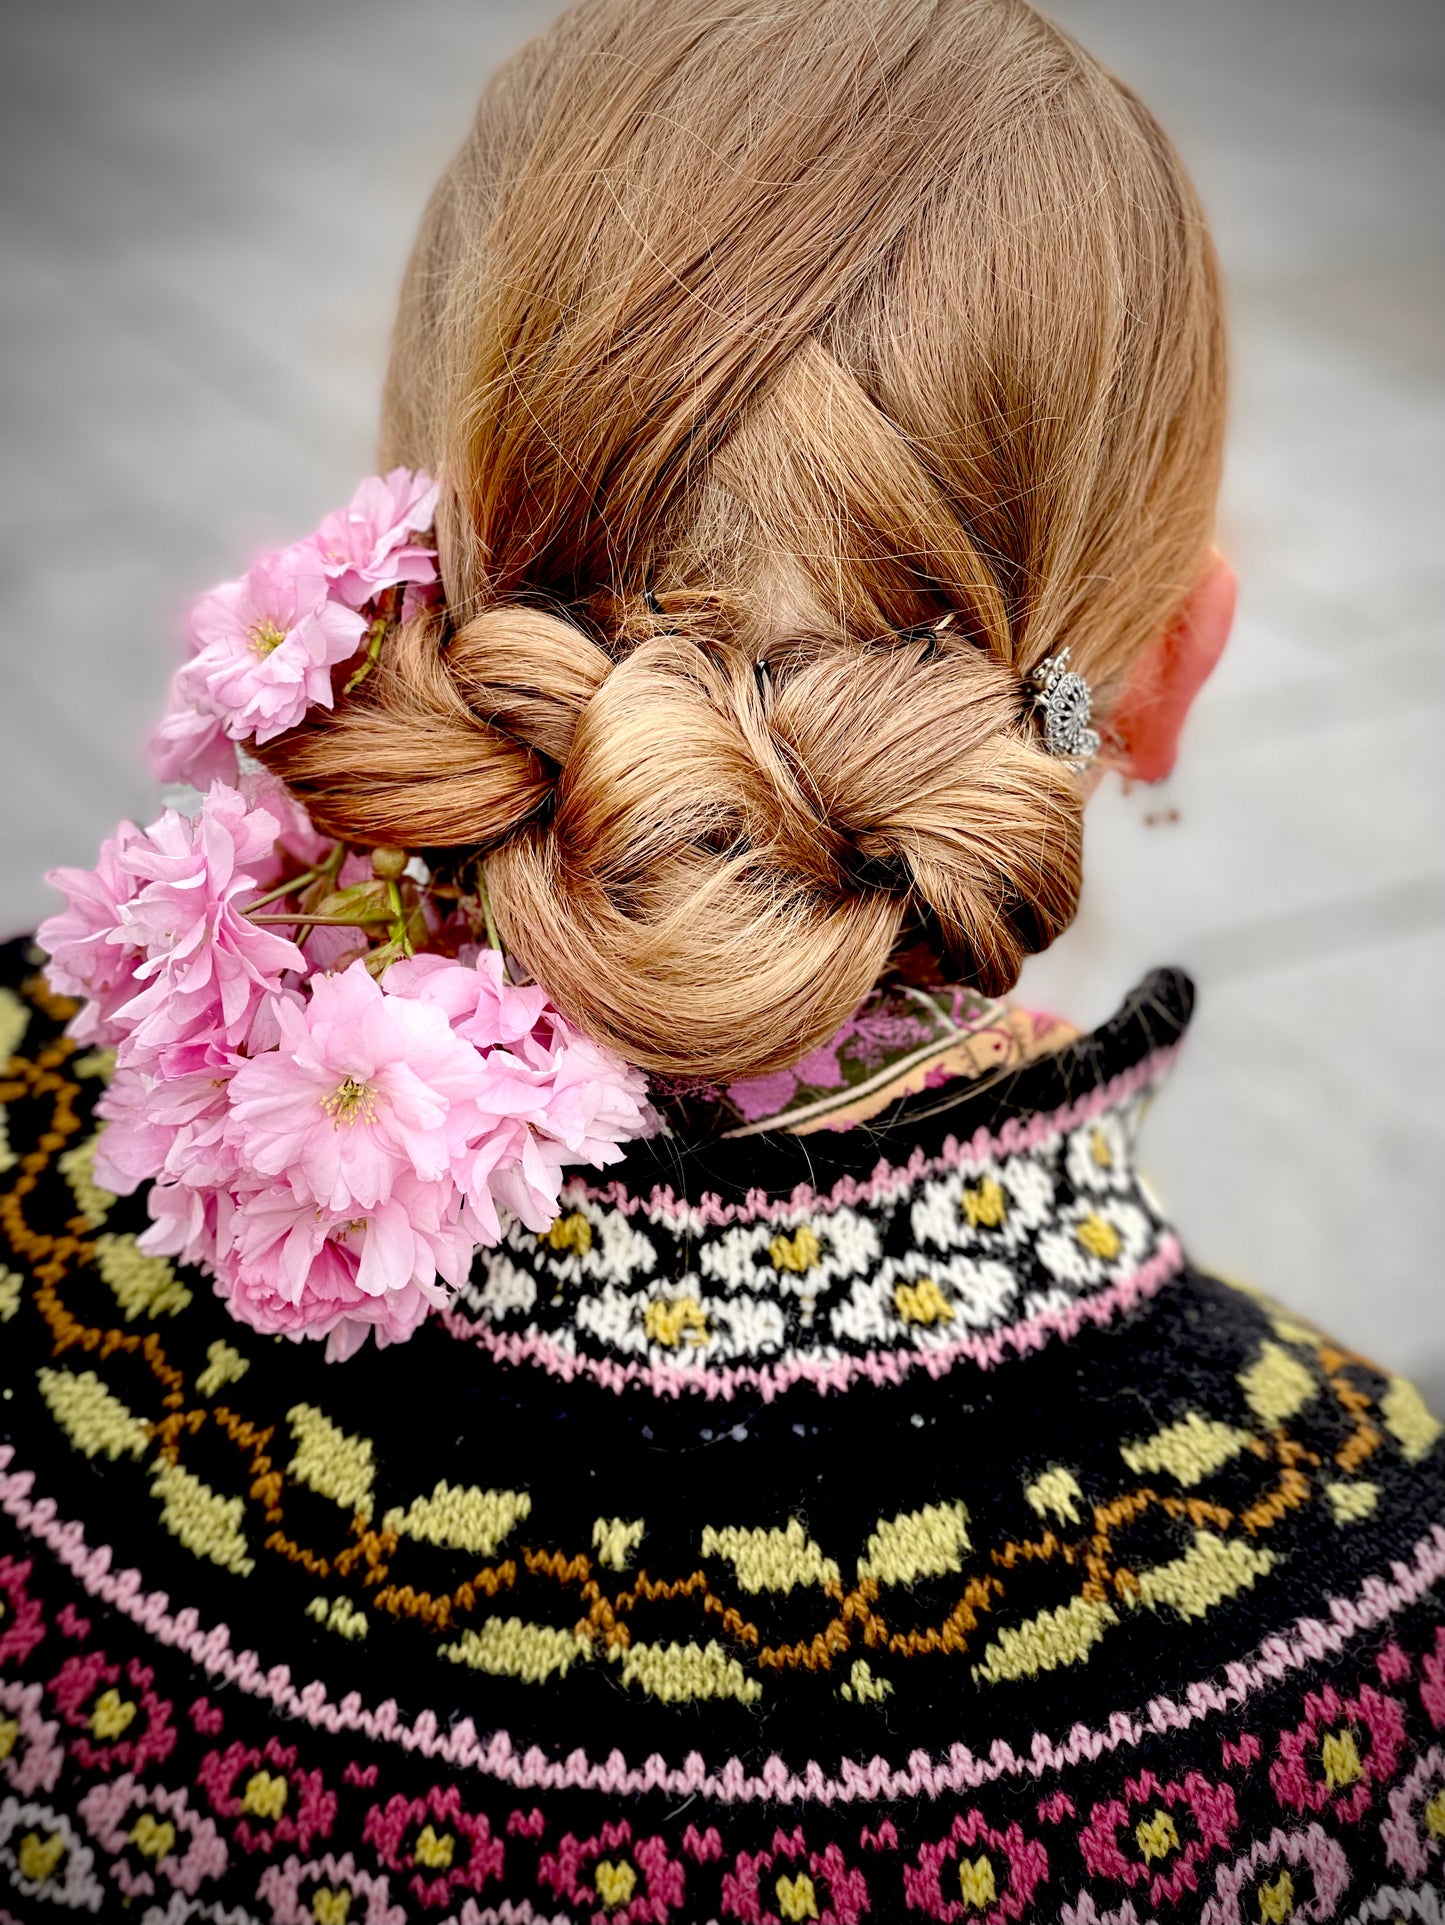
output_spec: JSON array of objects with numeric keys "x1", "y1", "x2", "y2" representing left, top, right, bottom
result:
[{"x1": 2, "y1": 1, "x2": 1442, "y2": 1393}]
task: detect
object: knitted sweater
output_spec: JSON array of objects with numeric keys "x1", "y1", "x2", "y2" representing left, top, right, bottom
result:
[{"x1": 1, "y1": 936, "x2": 1442, "y2": 1925}]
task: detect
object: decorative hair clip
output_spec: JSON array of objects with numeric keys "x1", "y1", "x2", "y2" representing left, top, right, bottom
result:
[{"x1": 1029, "y1": 647, "x2": 1100, "y2": 769}]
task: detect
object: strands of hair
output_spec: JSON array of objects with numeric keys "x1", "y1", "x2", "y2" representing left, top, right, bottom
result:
[{"x1": 261, "y1": 0, "x2": 1226, "y2": 1079}]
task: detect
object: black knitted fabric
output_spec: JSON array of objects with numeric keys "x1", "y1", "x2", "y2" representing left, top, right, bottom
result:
[{"x1": 1, "y1": 934, "x2": 1442, "y2": 1923}]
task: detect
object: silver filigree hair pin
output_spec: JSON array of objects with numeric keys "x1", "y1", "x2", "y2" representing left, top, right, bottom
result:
[{"x1": 1029, "y1": 647, "x2": 1100, "y2": 770}]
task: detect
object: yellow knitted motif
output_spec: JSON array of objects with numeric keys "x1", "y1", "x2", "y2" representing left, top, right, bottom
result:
[
  {"x1": 592, "y1": 1516, "x2": 645, "y2": 1570},
  {"x1": 242, "y1": 1770, "x2": 288, "y2": 1819},
  {"x1": 72, "y1": 1048, "x2": 116, "y2": 1083},
  {"x1": 381, "y1": 1480, "x2": 530, "y2": 1557},
  {"x1": 643, "y1": 1295, "x2": 709, "y2": 1347},
  {"x1": 0, "y1": 1265, "x2": 21, "y2": 1321},
  {"x1": 1121, "y1": 1412, "x2": 1256, "y2": 1487},
  {"x1": 286, "y1": 1404, "x2": 375, "y2": 1522},
  {"x1": 1131, "y1": 1530, "x2": 1274, "y2": 1622},
  {"x1": 0, "y1": 1108, "x2": 14, "y2": 1176},
  {"x1": 195, "y1": 1340, "x2": 250, "y2": 1398},
  {"x1": 1090, "y1": 1126, "x2": 1114, "y2": 1169},
  {"x1": 90, "y1": 1688, "x2": 137, "y2": 1739},
  {"x1": 958, "y1": 1855, "x2": 997, "y2": 1907},
  {"x1": 769, "y1": 1226, "x2": 822, "y2": 1273},
  {"x1": 414, "y1": 1825, "x2": 454, "y2": 1868},
  {"x1": 1382, "y1": 1378, "x2": 1442, "y2": 1462},
  {"x1": 776, "y1": 1872, "x2": 819, "y2": 1920},
  {"x1": 312, "y1": 1890, "x2": 352, "y2": 1925},
  {"x1": 973, "y1": 1595, "x2": 1118, "y2": 1685},
  {"x1": 1321, "y1": 1728, "x2": 1363, "y2": 1789},
  {"x1": 1424, "y1": 1788, "x2": 1445, "y2": 1839},
  {"x1": 0, "y1": 1717, "x2": 17, "y2": 1760},
  {"x1": 1239, "y1": 1342, "x2": 1317, "y2": 1426},
  {"x1": 1075, "y1": 1214, "x2": 1121, "y2": 1261},
  {"x1": 1325, "y1": 1480, "x2": 1381, "y2": 1525},
  {"x1": 857, "y1": 1501, "x2": 970, "y2": 1586},
  {"x1": 1257, "y1": 1873, "x2": 1296, "y2": 1925},
  {"x1": 616, "y1": 1637, "x2": 763, "y2": 1705},
  {"x1": 960, "y1": 1177, "x2": 1006, "y2": 1229},
  {"x1": 37, "y1": 1366, "x2": 149, "y2": 1461},
  {"x1": 894, "y1": 1278, "x2": 954, "y2": 1325},
  {"x1": 305, "y1": 1595, "x2": 369, "y2": 1640},
  {"x1": 17, "y1": 1832, "x2": 66, "y2": 1883},
  {"x1": 701, "y1": 1518, "x2": 841, "y2": 1592},
  {"x1": 839, "y1": 1660, "x2": 893, "y2": 1703},
  {"x1": 57, "y1": 1130, "x2": 115, "y2": 1229},
  {"x1": 542, "y1": 1211, "x2": 592, "y2": 1256},
  {"x1": 595, "y1": 1860, "x2": 637, "y2": 1907},
  {"x1": 1136, "y1": 1810, "x2": 1180, "y2": 1862},
  {"x1": 151, "y1": 1459, "x2": 255, "y2": 1576},
  {"x1": 442, "y1": 1620, "x2": 593, "y2": 1684},
  {"x1": 129, "y1": 1814, "x2": 176, "y2": 1860},
  {"x1": 0, "y1": 985, "x2": 29, "y2": 1063},
  {"x1": 92, "y1": 1232, "x2": 191, "y2": 1321},
  {"x1": 1025, "y1": 1467, "x2": 1084, "y2": 1525}
]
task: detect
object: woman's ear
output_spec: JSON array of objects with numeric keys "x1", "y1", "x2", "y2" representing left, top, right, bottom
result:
[{"x1": 1108, "y1": 551, "x2": 1237, "y2": 783}]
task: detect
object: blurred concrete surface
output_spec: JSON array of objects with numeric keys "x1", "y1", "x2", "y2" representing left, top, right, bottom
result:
[{"x1": 1, "y1": 2, "x2": 1441, "y2": 1391}]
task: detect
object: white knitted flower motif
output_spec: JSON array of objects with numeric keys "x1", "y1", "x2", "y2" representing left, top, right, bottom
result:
[
  {"x1": 696, "y1": 1207, "x2": 882, "y2": 1299},
  {"x1": 909, "y1": 1151, "x2": 1056, "y2": 1257},
  {"x1": 514, "y1": 1195, "x2": 659, "y2": 1288},
  {"x1": 831, "y1": 1249, "x2": 1018, "y2": 1348},
  {"x1": 1035, "y1": 1196, "x2": 1153, "y2": 1290},
  {"x1": 1063, "y1": 1105, "x2": 1140, "y2": 1199},
  {"x1": 571, "y1": 1280, "x2": 791, "y2": 1363}
]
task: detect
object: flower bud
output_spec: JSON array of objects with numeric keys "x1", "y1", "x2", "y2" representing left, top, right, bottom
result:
[{"x1": 370, "y1": 847, "x2": 409, "y2": 881}]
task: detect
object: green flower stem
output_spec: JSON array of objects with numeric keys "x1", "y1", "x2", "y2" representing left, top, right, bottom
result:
[
  {"x1": 476, "y1": 866, "x2": 502, "y2": 955},
  {"x1": 241, "y1": 866, "x2": 325, "y2": 914},
  {"x1": 248, "y1": 912, "x2": 388, "y2": 928},
  {"x1": 387, "y1": 878, "x2": 414, "y2": 959},
  {"x1": 343, "y1": 616, "x2": 390, "y2": 694}
]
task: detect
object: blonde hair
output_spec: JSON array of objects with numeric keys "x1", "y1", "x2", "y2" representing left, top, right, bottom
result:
[{"x1": 264, "y1": 0, "x2": 1226, "y2": 1080}]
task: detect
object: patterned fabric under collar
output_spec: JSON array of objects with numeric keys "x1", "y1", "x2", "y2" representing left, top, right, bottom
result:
[{"x1": 2, "y1": 936, "x2": 1444, "y2": 1924}]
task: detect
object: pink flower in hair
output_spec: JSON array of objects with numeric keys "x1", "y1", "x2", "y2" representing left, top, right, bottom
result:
[
  {"x1": 236, "y1": 764, "x2": 334, "y2": 874},
  {"x1": 94, "y1": 1062, "x2": 240, "y2": 1197},
  {"x1": 386, "y1": 951, "x2": 652, "y2": 1230},
  {"x1": 225, "y1": 962, "x2": 491, "y2": 1215},
  {"x1": 113, "y1": 784, "x2": 303, "y2": 1072},
  {"x1": 186, "y1": 545, "x2": 367, "y2": 745},
  {"x1": 149, "y1": 670, "x2": 241, "y2": 789},
  {"x1": 309, "y1": 467, "x2": 440, "y2": 609},
  {"x1": 214, "y1": 1174, "x2": 472, "y2": 1360},
  {"x1": 140, "y1": 1175, "x2": 222, "y2": 1275},
  {"x1": 385, "y1": 950, "x2": 551, "y2": 1050},
  {"x1": 39, "y1": 821, "x2": 149, "y2": 1045}
]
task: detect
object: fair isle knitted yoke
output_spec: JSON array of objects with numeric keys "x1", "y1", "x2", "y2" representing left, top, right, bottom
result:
[{"x1": 1, "y1": 938, "x2": 1444, "y2": 1925}]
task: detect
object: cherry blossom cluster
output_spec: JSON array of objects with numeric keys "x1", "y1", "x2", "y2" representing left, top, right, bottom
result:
[{"x1": 39, "y1": 473, "x2": 650, "y2": 1361}]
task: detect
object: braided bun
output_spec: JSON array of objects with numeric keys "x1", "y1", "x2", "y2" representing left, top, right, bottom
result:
[
  {"x1": 268, "y1": 0, "x2": 1225, "y2": 1079},
  {"x1": 490, "y1": 631, "x2": 1081, "y2": 1076},
  {"x1": 265, "y1": 614, "x2": 1081, "y2": 1079}
]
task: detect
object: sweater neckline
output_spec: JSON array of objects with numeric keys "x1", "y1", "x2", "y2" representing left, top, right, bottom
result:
[{"x1": 611, "y1": 966, "x2": 1194, "y2": 1209}]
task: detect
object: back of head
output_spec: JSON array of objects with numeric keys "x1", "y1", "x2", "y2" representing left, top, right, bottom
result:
[{"x1": 262, "y1": 0, "x2": 1225, "y2": 1080}]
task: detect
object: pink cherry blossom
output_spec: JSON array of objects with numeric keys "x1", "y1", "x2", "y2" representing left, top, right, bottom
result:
[
  {"x1": 308, "y1": 467, "x2": 440, "y2": 609},
  {"x1": 94, "y1": 1063, "x2": 239, "y2": 1197},
  {"x1": 185, "y1": 546, "x2": 367, "y2": 745},
  {"x1": 214, "y1": 1174, "x2": 472, "y2": 1360},
  {"x1": 236, "y1": 764, "x2": 334, "y2": 874},
  {"x1": 39, "y1": 821, "x2": 149, "y2": 1044},
  {"x1": 139, "y1": 1176, "x2": 222, "y2": 1274},
  {"x1": 224, "y1": 962, "x2": 491, "y2": 1214},
  {"x1": 149, "y1": 667, "x2": 241, "y2": 789},
  {"x1": 112, "y1": 784, "x2": 303, "y2": 1072},
  {"x1": 385, "y1": 950, "x2": 551, "y2": 1050}
]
